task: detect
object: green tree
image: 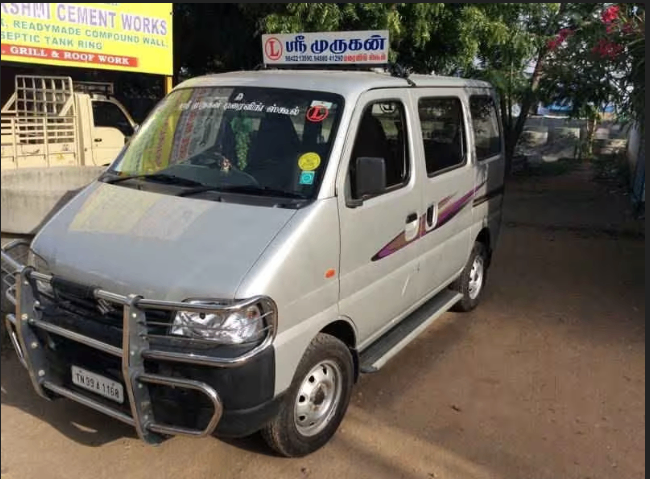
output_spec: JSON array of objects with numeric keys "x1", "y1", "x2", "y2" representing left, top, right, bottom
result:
[
  {"x1": 463, "y1": 4, "x2": 606, "y2": 169},
  {"x1": 254, "y1": 3, "x2": 606, "y2": 171},
  {"x1": 256, "y1": 3, "x2": 482, "y2": 74},
  {"x1": 540, "y1": 3, "x2": 645, "y2": 156},
  {"x1": 170, "y1": 3, "x2": 643, "y2": 171},
  {"x1": 173, "y1": 3, "x2": 262, "y2": 81}
]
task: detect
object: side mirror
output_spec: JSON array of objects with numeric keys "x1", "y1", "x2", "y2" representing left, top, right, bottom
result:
[
  {"x1": 133, "y1": 123, "x2": 140, "y2": 133},
  {"x1": 348, "y1": 156, "x2": 386, "y2": 208}
]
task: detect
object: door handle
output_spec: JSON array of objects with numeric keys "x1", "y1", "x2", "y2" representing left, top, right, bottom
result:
[
  {"x1": 404, "y1": 212, "x2": 420, "y2": 242},
  {"x1": 426, "y1": 203, "x2": 438, "y2": 229},
  {"x1": 94, "y1": 138, "x2": 102, "y2": 143}
]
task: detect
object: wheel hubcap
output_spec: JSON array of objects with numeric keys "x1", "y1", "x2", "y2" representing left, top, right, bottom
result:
[
  {"x1": 294, "y1": 360, "x2": 343, "y2": 437},
  {"x1": 468, "y1": 255, "x2": 484, "y2": 300}
]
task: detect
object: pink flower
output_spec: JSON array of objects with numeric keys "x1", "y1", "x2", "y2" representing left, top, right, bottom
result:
[
  {"x1": 601, "y1": 5, "x2": 620, "y2": 24},
  {"x1": 547, "y1": 28, "x2": 573, "y2": 51},
  {"x1": 547, "y1": 38, "x2": 560, "y2": 50},
  {"x1": 592, "y1": 38, "x2": 623, "y2": 58}
]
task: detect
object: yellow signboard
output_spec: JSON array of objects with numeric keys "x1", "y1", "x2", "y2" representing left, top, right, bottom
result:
[{"x1": 1, "y1": 3, "x2": 173, "y2": 75}]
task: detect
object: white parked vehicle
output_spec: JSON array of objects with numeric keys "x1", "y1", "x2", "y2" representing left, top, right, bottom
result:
[
  {"x1": 1, "y1": 75, "x2": 137, "y2": 170},
  {"x1": 2, "y1": 33, "x2": 505, "y2": 457}
]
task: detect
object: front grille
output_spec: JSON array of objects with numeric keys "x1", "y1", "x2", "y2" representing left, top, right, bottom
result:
[
  {"x1": 36, "y1": 276, "x2": 173, "y2": 346},
  {"x1": 36, "y1": 275, "x2": 262, "y2": 355}
]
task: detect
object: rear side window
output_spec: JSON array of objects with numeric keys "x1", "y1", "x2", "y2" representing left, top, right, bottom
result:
[
  {"x1": 469, "y1": 96, "x2": 502, "y2": 161},
  {"x1": 417, "y1": 97, "x2": 465, "y2": 176},
  {"x1": 349, "y1": 100, "x2": 409, "y2": 198}
]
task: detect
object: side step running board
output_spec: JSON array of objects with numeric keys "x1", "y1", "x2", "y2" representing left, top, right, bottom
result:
[{"x1": 359, "y1": 290, "x2": 462, "y2": 373}]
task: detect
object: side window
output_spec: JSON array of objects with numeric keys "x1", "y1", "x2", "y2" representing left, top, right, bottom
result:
[
  {"x1": 417, "y1": 97, "x2": 465, "y2": 176},
  {"x1": 92, "y1": 101, "x2": 133, "y2": 137},
  {"x1": 349, "y1": 100, "x2": 409, "y2": 199},
  {"x1": 469, "y1": 95, "x2": 502, "y2": 161}
]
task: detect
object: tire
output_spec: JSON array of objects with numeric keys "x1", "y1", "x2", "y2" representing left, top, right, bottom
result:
[
  {"x1": 261, "y1": 333, "x2": 354, "y2": 457},
  {"x1": 451, "y1": 242, "x2": 489, "y2": 312}
]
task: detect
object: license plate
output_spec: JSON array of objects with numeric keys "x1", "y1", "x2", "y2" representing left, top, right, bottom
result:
[{"x1": 71, "y1": 366, "x2": 124, "y2": 404}]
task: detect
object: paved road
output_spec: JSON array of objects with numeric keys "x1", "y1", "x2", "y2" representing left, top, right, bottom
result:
[{"x1": 1, "y1": 165, "x2": 645, "y2": 479}]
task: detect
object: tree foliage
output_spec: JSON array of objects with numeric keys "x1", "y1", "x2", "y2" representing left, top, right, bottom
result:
[
  {"x1": 254, "y1": 3, "x2": 608, "y2": 168},
  {"x1": 537, "y1": 3, "x2": 645, "y2": 154},
  {"x1": 542, "y1": 4, "x2": 645, "y2": 122},
  {"x1": 255, "y1": 3, "x2": 474, "y2": 74},
  {"x1": 9, "y1": 3, "x2": 634, "y2": 163}
]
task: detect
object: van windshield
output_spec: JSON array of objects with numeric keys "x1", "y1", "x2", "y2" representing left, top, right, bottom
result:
[{"x1": 109, "y1": 87, "x2": 344, "y2": 199}]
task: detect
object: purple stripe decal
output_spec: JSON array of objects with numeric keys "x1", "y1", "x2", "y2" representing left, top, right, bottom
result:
[{"x1": 371, "y1": 182, "x2": 485, "y2": 262}]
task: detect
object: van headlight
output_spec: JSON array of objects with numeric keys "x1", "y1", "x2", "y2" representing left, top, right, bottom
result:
[{"x1": 170, "y1": 300, "x2": 271, "y2": 344}]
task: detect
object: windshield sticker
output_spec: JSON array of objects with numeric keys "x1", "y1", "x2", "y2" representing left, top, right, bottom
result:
[
  {"x1": 178, "y1": 100, "x2": 299, "y2": 116},
  {"x1": 298, "y1": 152, "x2": 321, "y2": 171},
  {"x1": 306, "y1": 105, "x2": 329, "y2": 123},
  {"x1": 311, "y1": 100, "x2": 333, "y2": 109},
  {"x1": 172, "y1": 88, "x2": 218, "y2": 164},
  {"x1": 299, "y1": 171, "x2": 315, "y2": 185}
]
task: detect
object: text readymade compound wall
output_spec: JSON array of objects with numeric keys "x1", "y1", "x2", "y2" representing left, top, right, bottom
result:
[{"x1": 1, "y1": 3, "x2": 172, "y2": 76}]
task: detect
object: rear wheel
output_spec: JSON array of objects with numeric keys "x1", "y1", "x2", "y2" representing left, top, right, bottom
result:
[
  {"x1": 451, "y1": 242, "x2": 489, "y2": 312},
  {"x1": 262, "y1": 333, "x2": 354, "y2": 457}
]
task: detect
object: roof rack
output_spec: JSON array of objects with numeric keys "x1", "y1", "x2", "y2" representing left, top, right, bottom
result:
[
  {"x1": 255, "y1": 61, "x2": 416, "y2": 86},
  {"x1": 73, "y1": 81, "x2": 114, "y2": 96}
]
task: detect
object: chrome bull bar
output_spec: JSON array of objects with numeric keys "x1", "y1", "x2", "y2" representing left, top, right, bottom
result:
[{"x1": 1, "y1": 244, "x2": 277, "y2": 445}]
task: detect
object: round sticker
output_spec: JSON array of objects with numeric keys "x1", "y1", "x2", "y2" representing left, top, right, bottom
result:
[
  {"x1": 264, "y1": 37, "x2": 283, "y2": 61},
  {"x1": 298, "y1": 152, "x2": 321, "y2": 171},
  {"x1": 306, "y1": 105, "x2": 329, "y2": 122}
]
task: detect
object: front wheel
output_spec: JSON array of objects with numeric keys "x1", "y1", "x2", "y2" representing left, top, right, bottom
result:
[
  {"x1": 261, "y1": 333, "x2": 354, "y2": 457},
  {"x1": 451, "y1": 242, "x2": 489, "y2": 312}
]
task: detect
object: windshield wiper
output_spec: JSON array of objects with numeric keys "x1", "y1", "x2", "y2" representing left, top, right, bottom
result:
[
  {"x1": 206, "y1": 184, "x2": 308, "y2": 199},
  {"x1": 102, "y1": 173, "x2": 206, "y2": 187}
]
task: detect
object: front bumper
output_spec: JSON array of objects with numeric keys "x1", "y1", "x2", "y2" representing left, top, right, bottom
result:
[{"x1": 1, "y1": 241, "x2": 277, "y2": 445}]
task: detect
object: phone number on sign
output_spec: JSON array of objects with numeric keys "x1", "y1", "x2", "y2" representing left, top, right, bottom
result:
[{"x1": 284, "y1": 55, "x2": 346, "y2": 63}]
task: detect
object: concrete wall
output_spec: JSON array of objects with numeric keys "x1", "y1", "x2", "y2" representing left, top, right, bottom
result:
[{"x1": 1, "y1": 166, "x2": 105, "y2": 235}]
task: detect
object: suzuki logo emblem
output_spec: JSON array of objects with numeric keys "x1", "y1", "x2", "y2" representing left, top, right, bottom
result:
[{"x1": 96, "y1": 298, "x2": 113, "y2": 316}]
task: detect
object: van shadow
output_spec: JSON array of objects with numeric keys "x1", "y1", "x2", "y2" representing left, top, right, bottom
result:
[
  {"x1": 1, "y1": 352, "x2": 137, "y2": 446},
  {"x1": 0, "y1": 307, "x2": 474, "y2": 455},
  {"x1": 221, "y1": 309, "x2": 476, "y2": 457},
  {"x1": 1, "y1": 347, "x2": 280, "y2": 453}
]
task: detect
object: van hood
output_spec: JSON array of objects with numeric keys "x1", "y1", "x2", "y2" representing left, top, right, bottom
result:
[{"x1": 31, "y1": 182, "x2": 297, "y2": 300}]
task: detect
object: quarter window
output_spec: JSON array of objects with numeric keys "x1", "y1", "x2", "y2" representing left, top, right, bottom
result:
[{"x1": 469, "y1": 95, "x2": 502, "y2": 161}]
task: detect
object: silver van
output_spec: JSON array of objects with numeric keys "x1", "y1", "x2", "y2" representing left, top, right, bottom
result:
[{"x1": 2, "y1": 67, "x2": 505, "y2": 457}]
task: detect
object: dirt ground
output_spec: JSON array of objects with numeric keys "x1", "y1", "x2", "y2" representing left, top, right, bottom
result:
[{"x1": 1, "y1": 164, "x2": 645, "y2": 479}]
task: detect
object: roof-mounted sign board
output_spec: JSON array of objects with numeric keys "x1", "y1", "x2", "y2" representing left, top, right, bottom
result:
[
  {"x1": 262, "y1": 30, "x2": 389, "y2": 66},
  {"x1": 1, "y1": 3, "x2": 173, "y2": 76}
]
